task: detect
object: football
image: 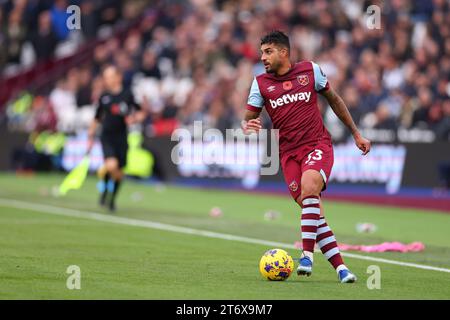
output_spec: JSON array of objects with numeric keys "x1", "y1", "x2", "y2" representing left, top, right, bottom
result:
[{"x1": 259, "y1": 249, "x2": 294, "y2": 281}]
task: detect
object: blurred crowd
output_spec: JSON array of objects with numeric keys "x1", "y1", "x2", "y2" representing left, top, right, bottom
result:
[
  {"x1": 0, "y1": 0, "x2": 144, "y2": 74},
  {"x1": 2, "y1": 0, "x2": 450, "y2": 141}
]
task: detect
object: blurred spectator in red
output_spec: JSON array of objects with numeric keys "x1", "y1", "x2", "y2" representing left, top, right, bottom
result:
[{"x1": 26, "y1": 95, "x2": 57, "y2": 132}]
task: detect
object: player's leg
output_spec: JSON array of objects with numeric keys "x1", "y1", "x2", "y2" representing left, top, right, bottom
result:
[
  {"x1": 111, "y1": 167, "x2": 124, "y2": 212},
  {"x1": 300, "y1": 144, "x2": 357, "y2": 282},
  {"x1": 281, "y1": 155, "x2": 310, "y2": 273},
  {"x1": 97, "y1": 164, "x2": 110, "y2": 206},
  {"x1": 104, "y1": 157, "x2": 123, "y2": 212},
  {"x1": 99, "y1": 139, "x2": 115, "y2": 207},
  {"x1": 318, "y1": 203, "x2": 357, "y2": 283},
  {"x1": 106, "y1": 140, "x2": 128, "y2": 212},
  {"x1": 317, "y1": 204, "x2": 344, "y2": 270},
  {"x1": 295, "y1": 169, "x2": 323, "y2": 276}
]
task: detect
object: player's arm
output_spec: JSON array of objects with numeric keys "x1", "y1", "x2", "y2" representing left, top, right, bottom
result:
[
  {"x1": 126, "y1": 109, "x2": 146, "y2": 125},
  {"x1": 242, "y1": 110, "x2": 262, "y2": 134},
  {"x1": 87, "y1": 99, "x2": 104, "y2": 154},
  {"x1": 320, "y1": 87, "x2": 371, "y2": 155},
  {"x1": 311, "y1": 61, "x2": 370, "y2": 155},
  {"x1": 244, "y1": 110, "x2": 260, "y2": 122},
  {"x1": 126, "y1": 93, "x2": 147, "y2": 125},
  {"x1": 87, "y1": 118, "x2": 99, "y2": 154},
  {"x1": 242, "y1": 77, "x2": 264, "y2": 134}
]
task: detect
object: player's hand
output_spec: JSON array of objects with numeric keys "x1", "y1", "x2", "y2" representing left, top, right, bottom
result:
[
  {"x1": 125, "y1": 115, "x2": 136, "y2": 126},
  {"x1": 242, "y1": 118, "x2": 262, "y2": 135},
  {"x1": 353, "y1": 133, "x2": 371, "y2": 155}
]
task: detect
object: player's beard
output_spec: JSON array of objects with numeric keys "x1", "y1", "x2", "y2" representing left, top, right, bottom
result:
[{"x1": 265, "y1": 59, "x2": 280, "y2": 74}]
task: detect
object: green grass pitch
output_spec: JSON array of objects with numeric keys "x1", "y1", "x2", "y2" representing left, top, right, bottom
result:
[{"x1": 0, "y1": 173, "x2": 449, "y2": 299}]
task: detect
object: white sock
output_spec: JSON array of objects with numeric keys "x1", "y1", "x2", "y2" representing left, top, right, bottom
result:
[{"x1": 336, "y1": 264, "x2": 348, "y2": 274}]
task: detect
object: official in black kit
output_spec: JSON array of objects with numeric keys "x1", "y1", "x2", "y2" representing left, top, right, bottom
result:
[{"x1": 87, "y1": 65, "x2": 146, "y2": 211}]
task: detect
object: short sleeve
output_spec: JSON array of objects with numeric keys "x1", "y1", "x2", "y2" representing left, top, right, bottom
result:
[
  {"x1": 312, "y1": 62, "x2": 329, "y2": 92},
  {"x1": 246, "y1": 77, "x2": 264, "y2": 112}
]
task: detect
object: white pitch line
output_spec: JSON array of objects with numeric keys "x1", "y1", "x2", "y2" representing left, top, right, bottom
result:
[{"x1": 1, "y1": 198, "x2": 449, "y2": 274}]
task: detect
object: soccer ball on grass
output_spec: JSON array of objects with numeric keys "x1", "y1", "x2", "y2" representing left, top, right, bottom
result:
[{"x1": 259, "y1": 248, "x2": 294, "y2": 281}]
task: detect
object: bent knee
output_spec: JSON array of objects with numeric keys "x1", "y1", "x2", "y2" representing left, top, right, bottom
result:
[
  {"x1": 300, "y1": 177, "x2": 323, "y2": 198},
  {"x1": 105, "y1": 158, "x2": 119, "y2": 171}
]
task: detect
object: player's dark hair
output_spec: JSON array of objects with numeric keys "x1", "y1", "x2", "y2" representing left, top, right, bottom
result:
[{"x1": 260, "y1": 30, "x2": 290, "y2": 54}]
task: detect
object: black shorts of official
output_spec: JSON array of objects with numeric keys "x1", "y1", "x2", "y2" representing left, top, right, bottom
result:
[{"x1": 100, "y1": 135, "x2": 128, "y2": 168}]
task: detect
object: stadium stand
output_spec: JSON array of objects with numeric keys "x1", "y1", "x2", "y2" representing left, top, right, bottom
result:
[
  {"x1": 1, "y1": 0, "x2": 449, "y2": 141},
  {"x1": 0, "y1": 0, "x2": 449, "y2": 199}
]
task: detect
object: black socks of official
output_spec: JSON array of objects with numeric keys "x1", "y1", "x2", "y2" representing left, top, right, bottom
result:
[{"x1": 99, "y1": 173, "x2": 121, "y2": 212}]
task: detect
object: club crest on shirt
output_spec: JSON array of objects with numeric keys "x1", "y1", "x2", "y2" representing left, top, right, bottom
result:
[
  {"x1": 119, "y1": 102, "x2": 129, "y2": 114},
  {"x1": 289, "y1": 180, "x2": 298, "y2": 192},
  {"x1": 297, "y1": 74, "x2": 309, "y2": 86},
  {"x1": 282, "y1": 81, "x2": 292, "y2": 90}
]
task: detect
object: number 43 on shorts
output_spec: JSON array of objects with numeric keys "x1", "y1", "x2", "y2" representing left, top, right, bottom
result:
[{"x1": 305, "y1": 149, "x2": 323, "y2": 164}]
